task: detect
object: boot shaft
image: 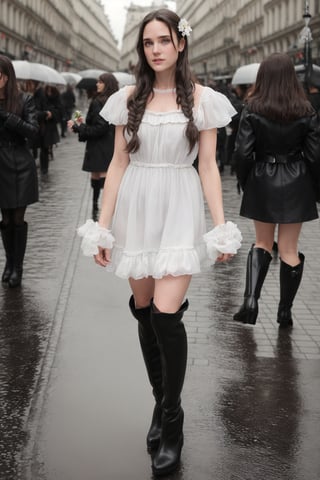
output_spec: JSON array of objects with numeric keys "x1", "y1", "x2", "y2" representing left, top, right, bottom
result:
[
  {"x1": 244, "y1": 245, "x2": 272, "y2": 300},
  {"x1": 279, "y1": 252, "x2": 305, "y2": 308},
  {"x1": 151, "y1": 300, "x2": 188, "y2": 410}
]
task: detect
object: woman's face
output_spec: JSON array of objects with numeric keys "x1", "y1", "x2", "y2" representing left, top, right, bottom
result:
[
  {"x1": 142, "y1": 20, "x2": 184, "y2": 75},
  {"x1": 96, "y1": 79, "x2": 105, "y2": 93}
]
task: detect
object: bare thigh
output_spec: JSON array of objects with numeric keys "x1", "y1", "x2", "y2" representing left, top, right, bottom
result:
[
  {"x1": 129, "y1": 277, "x2": 155, "y2": 308},
  {"x1": 129, "y1": 274, "x2": 191, "y2": 312},
  {"x1": 154, "y1": 275, "x2": 191, "y2": 313},
  {"x1": 277, "y1": 223, "x2": 302, "y2": 265},
  {"x1": 254, "y1": 220, "x2": 276, "y2": 253}
]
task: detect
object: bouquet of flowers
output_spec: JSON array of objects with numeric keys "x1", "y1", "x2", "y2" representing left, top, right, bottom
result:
[{"x1": 73, "y1": 110, "x2": 83, "y2": 124}]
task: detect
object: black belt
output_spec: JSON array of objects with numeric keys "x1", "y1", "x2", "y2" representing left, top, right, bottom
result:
[{"x1": 259, "y1": 153, "x2": 303, "y2": 164}]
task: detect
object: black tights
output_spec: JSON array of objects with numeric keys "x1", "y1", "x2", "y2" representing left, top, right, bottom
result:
[{"x1": 1, "y1": 207, "x2": 27, "y2": 226}]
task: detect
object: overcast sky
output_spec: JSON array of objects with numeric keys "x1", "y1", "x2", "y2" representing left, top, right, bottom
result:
[{"x1": 101, "y1": 0, "x2": 176, "y2": 47}]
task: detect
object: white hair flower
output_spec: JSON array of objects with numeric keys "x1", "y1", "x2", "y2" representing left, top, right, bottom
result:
[{"x1": 178, "y1": 18, "x2": 192, "y2": 38}]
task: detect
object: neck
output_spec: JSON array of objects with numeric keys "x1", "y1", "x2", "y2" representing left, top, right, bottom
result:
[{"x1": 153, "y1": 71, "x2": 176, "y2": 91}]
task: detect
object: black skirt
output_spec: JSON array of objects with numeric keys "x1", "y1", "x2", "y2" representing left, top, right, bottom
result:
[
  {"x1": 0, "y1": 145, "x2": 38, "y2": 208},
  {"x1": 240, "y1": 160, "x2": 318, "y2": 223}
]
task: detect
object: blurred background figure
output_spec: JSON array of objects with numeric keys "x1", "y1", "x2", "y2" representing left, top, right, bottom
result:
[
  {"x1": 68, "y1": 73, "x2": 119, "y2": 220},
  {"x1": 0, "y1": 55, "x2": 39, "y2": 288},
  {"x1": 43, "y1": 85, "x2": 62, "y2": 162},
  {"x1": 60, "y1": 83, "x2": 76, "y2": 137}
]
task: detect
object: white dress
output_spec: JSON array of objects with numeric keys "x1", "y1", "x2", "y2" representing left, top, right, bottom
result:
[{"x1": 99, "y1": 86, "x2": 236, "y2": 279}]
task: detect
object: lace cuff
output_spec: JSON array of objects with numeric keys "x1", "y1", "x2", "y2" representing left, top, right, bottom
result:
[
  {"x1": 203, "y1": 221, "x2": 242, "y2": 261},
  {"x1": 77, "y1": 219, "x2": 115, "y2": 256}
]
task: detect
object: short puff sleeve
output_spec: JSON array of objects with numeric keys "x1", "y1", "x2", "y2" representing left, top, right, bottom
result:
[
  {"x1": 99, "y1": 87, "x2": 128, "y2": 125},
  {"x1": 195, "y1": 87, "x2": 237, "y2": 131}
]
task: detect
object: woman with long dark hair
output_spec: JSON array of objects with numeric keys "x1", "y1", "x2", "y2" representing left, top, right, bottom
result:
[
  {"x1": 78, "y1": 9, "x2": 241, "y2": 476},
  {"x1": 0, "y1": 55, "x2": 39, "y2": 288},
  {"x1": 69, "y1": 73, "x2": 118, "y2": 220},
  {"x1": 233, "y1": 52, "x2": 320, "y2": 328}
]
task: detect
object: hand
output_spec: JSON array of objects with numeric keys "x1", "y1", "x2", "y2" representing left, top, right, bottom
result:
[
  {"x1": 94, "y1": 247, "x2": 111, "y2": 267},
  {"x1": 216, "y1": 253, "x2": 235, "y2": 263},
  {"x1": 67, "y1": 119, "x2": 75, "y2": 130}
]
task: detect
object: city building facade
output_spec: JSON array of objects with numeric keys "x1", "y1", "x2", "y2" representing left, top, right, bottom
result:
[
  {"x1": 175, "y1": 0, "x2": 320, "y2": 83},
  {"x1": 0, "y1": 0, "x2": 119, "y2": 72}
]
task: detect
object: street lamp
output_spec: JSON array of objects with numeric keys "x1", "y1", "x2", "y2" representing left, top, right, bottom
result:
[{"x1": 299, "y1": 1, "x2": 313, "y2": 84}]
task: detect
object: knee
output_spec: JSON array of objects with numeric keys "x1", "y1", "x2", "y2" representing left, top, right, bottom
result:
[{"x1": 133, "y1": 295, "x2": 152, "y2": 309}]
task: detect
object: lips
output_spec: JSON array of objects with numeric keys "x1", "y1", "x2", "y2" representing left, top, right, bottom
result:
[{"x1": 153, "y1": 59, "x2": 164, "y2": 64}]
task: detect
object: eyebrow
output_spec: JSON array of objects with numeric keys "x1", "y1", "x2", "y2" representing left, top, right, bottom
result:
[{"x1": 143, "y1": 35, "x2": 171, "y2": 41}]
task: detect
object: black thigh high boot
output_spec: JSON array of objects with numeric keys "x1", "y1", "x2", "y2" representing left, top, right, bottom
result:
[
  {"x1": 91, "y1": 179, "x2": 101, "y2": 221},
  {"x1": 277, "y1": 252, "x2": 305, "y2": 329},
  {"x1": 129, "y1": 296, "x2": 163, "y2": 452},
  {"x1": 151, "y1": 299, "x2": 188, "y2": 477},
  {"x1": 234, "y1": 245, "x2": 272, "y2": 325},
  {"x1": 9, "y1": 222, "x2": 28, "y2": 288},
  {"x1": 0, "y1": 222, "x2": 14, "y2": 283}
]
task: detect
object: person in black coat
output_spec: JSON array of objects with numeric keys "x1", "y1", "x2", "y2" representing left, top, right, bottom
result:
[
  {"x1": 60, "y1": 84, "x2": 76, "y2": 137},
  {"x1": 44, "y1": 85, "x2": 62, "y2": 161},
  {"x1": 68, "y1": 73, "x2": 118, "y2": 220},
  {"x1": 0, "y1": 55, "x2": 39, "y2": 288},
  {"x1": 233, "y1": 53, "x2": 320, "y2": 328}
]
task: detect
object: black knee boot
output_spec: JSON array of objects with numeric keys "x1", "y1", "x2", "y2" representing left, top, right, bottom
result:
[
  {"x1": 151, "y1": 300, "x2": 188, "y2": 477},
  {"x1": 234, "y1": 245, "x2": 272, "y2": 325},
  {"x1": 277, "y1": 253, "x2": 304, "y2": 329},
  {"x1": 9, "y1": 222, "x2": 28, "y2": 288},
  {"x1": 91, "y1": 179, "x2": 101, "y2": 221},
  {"x1": 129, "y1": 296, "x2": 163, "y2": 452},
  {"x1": 1, "y1": 222, "x2": 14, "y2": 283}
]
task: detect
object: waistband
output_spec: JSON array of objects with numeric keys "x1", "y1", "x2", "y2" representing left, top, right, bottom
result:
[
  {"x1": 131, "y1": 161, "x2": 192, "y2": 168},
  {"x1": 259, "y1": 152, "x2": 303, "y2": 164}
]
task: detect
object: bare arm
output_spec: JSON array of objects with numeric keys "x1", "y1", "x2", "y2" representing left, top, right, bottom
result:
[{"x1": 198, "y1": 128, "x2": 225, "y2": 226}]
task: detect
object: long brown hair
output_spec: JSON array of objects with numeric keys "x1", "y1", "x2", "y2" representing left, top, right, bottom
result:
[
  {"x1": 0, "y1": 54, "x2": 21, "y2": 114},
  {"x1": 97, "y1": 73, "x2": 119, "y2": 104},
  {"x1": 247, "y1": 53, "x2": 314, "y2": 122},
  {"x1": 126, "y1": 9, "x2": 198, "y2": 153}
]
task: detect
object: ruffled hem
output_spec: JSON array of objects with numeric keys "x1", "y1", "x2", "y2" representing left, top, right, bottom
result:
[{"x1": 106, "y1": 244, "x2": 209, "y2": 279}]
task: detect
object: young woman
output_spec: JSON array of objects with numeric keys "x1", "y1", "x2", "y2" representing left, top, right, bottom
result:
[
  {"x1": 69, "y1": 73, "x2": 118, "y2": 220},
  {"x1": 233, "y1": 53, "x2": 320, "y2": 328},
  {"x1": 78, "y1": 9, "x2": 241, "y2": 477},
  {"x1": 0, "y1": 55, "x2": 39, "y2": 288}
]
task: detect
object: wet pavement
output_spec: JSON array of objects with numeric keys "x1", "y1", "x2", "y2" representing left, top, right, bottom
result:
[{"x1": 0, "y1": 134, "x2": 320, "y2": 480}]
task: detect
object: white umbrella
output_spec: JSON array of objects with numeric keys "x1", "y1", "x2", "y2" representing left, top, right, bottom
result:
[
  {"x1": 112, "y1": 71, "x2": 135, "y2": 87},
  {"x1": 12, "y1": 60, "x2": 66, "y2": 85},
  {"x1": 231, "y1": 63, "x2": 260, "y2": 85},
  {"x1": 61, "y1": 72, "x2": 82, "y2": 85}
]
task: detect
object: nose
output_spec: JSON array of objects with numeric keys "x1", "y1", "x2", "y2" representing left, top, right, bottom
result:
[{"x1": 152, "y1": 41, "x2": 161, "y2": 54}]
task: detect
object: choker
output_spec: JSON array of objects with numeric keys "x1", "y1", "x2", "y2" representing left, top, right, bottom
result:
[{"x1": 153, "y1": 87, "x2": 176, "y2": 94}]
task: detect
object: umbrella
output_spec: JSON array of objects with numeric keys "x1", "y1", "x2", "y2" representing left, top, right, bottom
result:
[
  {"x1": 12, "y1": 60, "x2": 66, "y2": 85},
  {"x1": 112, "y1": 71, "x2": 135, "y2": 87},
  {"x1": 76, "y1": 69, "x2": 135, "y2": 90},
  {"x1": 76, "y1": 69, "x2": 106, "y2": 89},
  {"x1": 61, "y1": 72, "x2": 82, "y2": 85},
  {"x1": 231, "y1": 63, "x2": 260, "y2": 85}
]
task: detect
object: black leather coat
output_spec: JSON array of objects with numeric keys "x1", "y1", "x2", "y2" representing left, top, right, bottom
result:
[
  {"x1": 0, "y1": 93, "x2": 39, "y2": 208},
  {"x1": 74, "y1": 98, "x2": 115, "y2": 173},
  {"x1": 234, "y1": 107, "x2": 320, "y2": 223}
]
